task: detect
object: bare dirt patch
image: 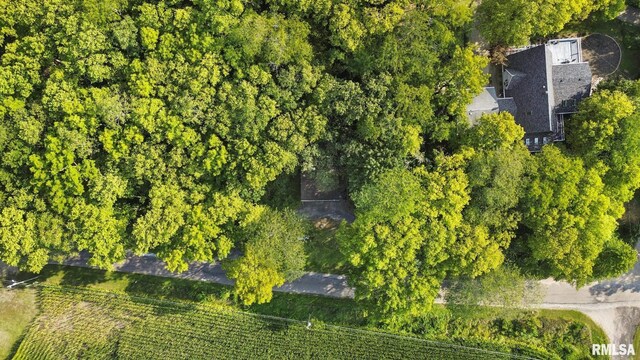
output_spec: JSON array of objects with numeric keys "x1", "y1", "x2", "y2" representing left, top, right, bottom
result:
[
  {"x1": 314, "y1": 217, "x2": 340, "y2": 230},
  {"x1": 582, "y1": 34, "x2": 622, "y2": 78}
]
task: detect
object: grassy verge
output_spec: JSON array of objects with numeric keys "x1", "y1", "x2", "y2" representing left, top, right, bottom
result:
[
  {"x1": 27, "y1": 264, "x2": 364, "y2": 326},
  {"x1": 421, "y1": 306, "x2": 608, "y2": 359},
  {"x1": 560, "y1": 17, "x2": 640, "y2": 79},
  {"x1": 0, "y1": 288, "x2": 38, "y2": 360},
  {"x1": 539, "y1": 309, "x2": 609, "y2": 344}
]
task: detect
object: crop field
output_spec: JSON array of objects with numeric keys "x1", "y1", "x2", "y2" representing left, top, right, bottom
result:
[{"x1": 11, "y1": 286, "x2": 557, "y2": 360}]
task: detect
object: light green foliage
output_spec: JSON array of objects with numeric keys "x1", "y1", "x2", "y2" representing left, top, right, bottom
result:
[
  {"x1": 477, "y1": 0, "x2": 624, "y2": 45},
  {"x1": 446, "y1": 265, "x2": 543, "y2": 315},
  {"x1": 565, "y1": 81, "x2": 640, "y2": 279},
  {"x1": 0, "y1": 0, "x2": 327, "y2": 272},
  {"x1": 454, "y1": 113, "x2": 530, "y2": 277},
  {"x1": 0, "y1": 207, "x2": 41, "y2": 272},
  {"x1": 476, "y1": 0, "x2": 536, "y2": 46},
  {"x1": 338, "y1": 161, "x2": 472, "y2": 324},
  {"x1": 521, "y1": 146, "x2": 619, "y2": 286},
  {"x1": 569, "y1": 88, "x2": 640, "y2": 206},
  {"x1": 568, "y1": 90, "x2": 635, "y2": 158},
  {"x1": 226, "y1": 251, "x2": 286, "y2": 306},
  {"x1": 1, "y1": 0, "x2": 488, "y2": 280},
  {"x1": 338, "y1": 168, "x2": 430, "y2": 322},
  {"x1": 592, "y1": 235, "x2": 638, "y2": 279},
  {"x1": 227, "y1": 207, "x2": 307, "y2": 305},
  {"x1": 240, "y1": 207, "x2": 308, "y2": 281}
]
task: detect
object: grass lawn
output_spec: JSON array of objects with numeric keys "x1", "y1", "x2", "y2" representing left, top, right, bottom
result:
[
  {"x1": 559, "y1": 17, "x2": 640, "y2": 79},
  {"x1": 539, "y1": 309, "x2": 609, "y2": 345},
  {"x1": 304, "y1": 218, "x2": 348, "y2": 273},
  {"x1": 0, "y1": 288, "x2": 38, "y2": 360}
]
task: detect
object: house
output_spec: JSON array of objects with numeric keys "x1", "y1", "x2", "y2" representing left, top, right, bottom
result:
[{"x1": 467, "y1": 38, "x2": 592, "y2": 152}]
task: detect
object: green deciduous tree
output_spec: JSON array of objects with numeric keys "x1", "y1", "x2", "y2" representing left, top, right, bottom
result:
[
  {"x1": 569, "y1": 88, "x2": 640, "y2": 207},
  {"x1": 519, "y1": 146, "x2": 620, "y2": 286},
  {"x1": 337, "y1": 168, "x2": 433, "y2": 323},
  {"x1": 592, "y1": 235, "x2": 638, "y2": 279},
  {"x1": 226, "y1": 251, "x2": 286, "y2": 306},
  {"x1": 226, "y1": 207, "x2": 307, "y2": 305},
  {"x1": 339, "y1": 158, "x2": 472, "y2": 324},
  {"x1": 454, "y1": 113, "x2": 530, "y2": 277},
  {"x1": 477, "y1": 0, "x2": 623, "y2": 46}
]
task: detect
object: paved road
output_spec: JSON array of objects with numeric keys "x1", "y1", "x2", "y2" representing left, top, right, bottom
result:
[
  {"x1": 60, "y1": 252, "x2": 355, "y2": 298},
  {"x1": 534, "y1": 241, "x2": 640, "y2": 360},
  {"x1": 618, "y1": 6, "x2": 640, "y2": 26}
]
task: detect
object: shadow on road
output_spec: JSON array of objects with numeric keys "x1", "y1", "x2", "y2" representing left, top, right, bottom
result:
[{"x1": 589, "y1": 248, "x2": 640, "y2": 296}]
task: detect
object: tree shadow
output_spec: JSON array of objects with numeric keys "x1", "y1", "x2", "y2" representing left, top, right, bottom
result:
[{"x1": 33, "y1": 264, "x2": 120, "y2": 288}]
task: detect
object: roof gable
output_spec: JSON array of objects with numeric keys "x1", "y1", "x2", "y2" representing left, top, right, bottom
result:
[{"x1": 504, "y1": 45, "x2": 554, "y2": 134}]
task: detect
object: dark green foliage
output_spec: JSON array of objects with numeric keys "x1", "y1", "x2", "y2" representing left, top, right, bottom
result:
[{"x1": 261, "y1": 171, "x2": 301, "y2": 210}]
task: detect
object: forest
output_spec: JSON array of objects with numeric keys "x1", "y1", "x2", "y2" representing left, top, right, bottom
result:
[{"x1": 1, "y1": 0, "x2": 639, "y2": 326}]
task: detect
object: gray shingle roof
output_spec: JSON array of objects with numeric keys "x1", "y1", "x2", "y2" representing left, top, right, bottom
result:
[
  {"x1": 552, "y1": 63, "x2": 592, "y2": 113},
  {"x1": 466, "y1": 87, "x2": 500, "y2": 123},
  {"x1": 504, "y1": 45, "x2": 555, "y2": 134},
  {"x1": 497, "y1": 97, "x2": 517, "y2": 115}
]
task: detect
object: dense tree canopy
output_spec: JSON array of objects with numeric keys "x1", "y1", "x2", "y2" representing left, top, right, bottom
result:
[
  {"x1": 338, "y1": 114, "x2": 532, "y2": 323},
  {"x1": 0, "y1": 0, "x2": 330, "y2": 271},
  {"x1": 0, "y1": 0, "x2": 487, "y2": 277},
  {"x1": 518, "y1": 146, "x2": 619, "y2": 285},
  {"x1": 568, "y1": 89, "x2": 640, "y2": 206},
  {"x1": 338, "y1": 162, "x2": 470, "y2": 324},
  {"x1": 477, "y1": 0, "x2": 625, "y2": 45},
  {"x1": 1, "y1": 0, "x2": 639, "y2": 321}
]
